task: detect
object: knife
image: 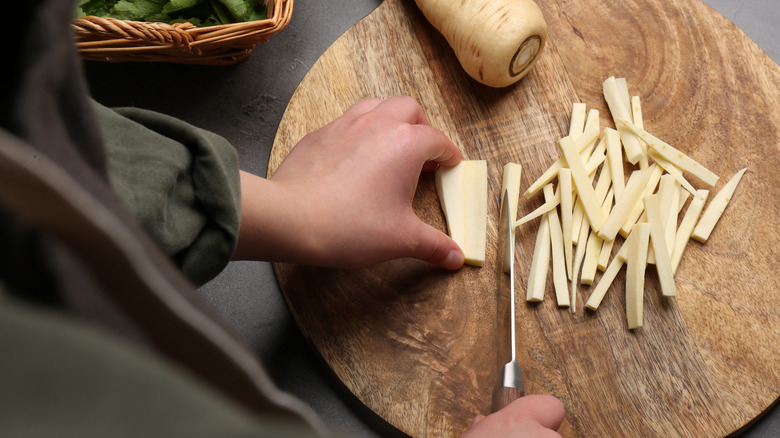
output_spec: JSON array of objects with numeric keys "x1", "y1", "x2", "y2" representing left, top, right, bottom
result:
[{"x1": 492, "y1": 188, "x2": 525, "y2": 412}]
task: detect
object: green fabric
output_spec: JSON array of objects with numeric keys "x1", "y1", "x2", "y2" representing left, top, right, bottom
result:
[
  {"x1": 0, "y1": 297, "x2": 316, "y2": 438},
  {"x1": 93, "y1": 102, "x2": 241, "y2": 286}
]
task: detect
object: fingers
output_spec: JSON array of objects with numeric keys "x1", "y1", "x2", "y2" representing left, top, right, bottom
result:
[
  {"x1": 354, "y1": 96, "x2": 463, "y2": 169},
  {"x1": 505, "y1": 395, "x2": 566, "y2": 431},
  {"x1": 378, "y1": 96, "x2": 462, "y2": 167},
  {"x1": 407, "y1": 220, "x2": 465, "y2": 270},
  {"x1": 409, "y1": 123, "x2": 463, "y2": 168},
  {"x1": 342, "y1": 98, "x2": 383, "y2": 120},
  {"x1": 374, "y1": 95, "x2": 431, "y2": 126},
  {"x1": 470, "y1": 415, "x2": 486, "y2": 427}
]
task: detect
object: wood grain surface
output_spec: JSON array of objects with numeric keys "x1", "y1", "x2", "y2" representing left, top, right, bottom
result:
[{"x1": 268, "y1": 0, "x2": 780, "y2": 436}]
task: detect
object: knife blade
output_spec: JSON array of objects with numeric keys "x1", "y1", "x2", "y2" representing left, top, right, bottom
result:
[{"x1": 492, "y1": 188, "x2": 524, "y2": 412}]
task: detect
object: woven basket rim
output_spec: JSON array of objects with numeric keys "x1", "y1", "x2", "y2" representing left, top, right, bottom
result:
[{"x1": 72, "y1": 0, "x2": 293, "y2": 64}]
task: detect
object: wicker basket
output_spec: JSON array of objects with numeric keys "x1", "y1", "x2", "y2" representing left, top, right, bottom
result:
[{"x1": 72, "y1": 0, "x2": 293, "y2": 65}]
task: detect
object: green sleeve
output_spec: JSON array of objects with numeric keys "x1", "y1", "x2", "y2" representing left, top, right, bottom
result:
[
  {"x1": 0, "y1": 298, "x2": 318, "y2": 438},
  {"x1": 93, "y1": 102, "x2": 241, "y2": 286}
]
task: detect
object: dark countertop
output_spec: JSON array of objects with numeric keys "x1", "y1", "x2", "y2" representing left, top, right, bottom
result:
[{"x1": 83, "y1": 1, "x2": 779, "y2": 436}]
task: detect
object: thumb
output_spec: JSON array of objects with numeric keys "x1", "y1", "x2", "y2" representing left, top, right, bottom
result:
[{"x1": 410, "y1": 221, "x2": 465, "y2": 270}]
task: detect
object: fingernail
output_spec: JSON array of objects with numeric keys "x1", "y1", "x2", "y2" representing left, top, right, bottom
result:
[{"x1": 443, "y1": 249, "x2": 465, "y2": 270}]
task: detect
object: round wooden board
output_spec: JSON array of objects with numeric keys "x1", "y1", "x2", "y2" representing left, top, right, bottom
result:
[{"x1": 269, "y1": 0, "x2": 780, "y2": 436}]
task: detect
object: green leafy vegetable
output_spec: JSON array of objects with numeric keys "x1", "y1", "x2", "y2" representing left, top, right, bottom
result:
[
  {"x1": 112, "y1": 0, "x2": 167, "y2": 21},
  {"x1": 76, "y1": 0, "x2": 267, "y2": 26}
]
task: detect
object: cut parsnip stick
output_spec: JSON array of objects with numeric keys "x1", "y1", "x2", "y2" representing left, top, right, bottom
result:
[
  {"x1": 559, "y1": 136, "x2": 607, "y2": 232},
  {"x1": 598, "y1": 167, "x2": 655, "y2": 242},
  {"x1": 435, "y1": 160, "x2": 487, "y2": 266},
  {"x1": 692, "y1": 168, "x2": 747, "y2": 242},
  {"x1": 570, "y1": 217, "x2": 590, "y2": 313},
  {"x1": 585, "y1": 252, "x2": 625, "y2": 310},
  {"x1": 526, "y1": 208, "x2": 551, "y2": 302},
  {"x1": 501, "y1": 163, "x2": 523, "y2": 218},
  {"x1": 631, "y1": 95, "x2": 643, "y2": 129},
  {"x1": 571, "y1": 199, "x2": 585, "y2": 245},
  {"x1": 647, "y1": 174, "x2": 678, "y2": 265},
  {"x1": 630, "y1": 95, "x2": 650, "y2": 169},
  {"x1": 585, "y1": 149, "x2": 607, "y2": 176},
  {"x1": 647, "y1": 148, "x2": 700, "y2": 198},
  {"x1": 523, "y1": 126, "x2": 600, "y2": 198},
  {"x1": 603, "y1": 77, "x2": 644, "y2": 164},
  {"x1": 569, "y1": 131, "x2": 603, "y2": 246},
  {"x1": 500, "y1": 163, "x2": 523, "y2": 273},
  {"x1": 589, "y1": 223, "x2": 637, "y2": 311},
  {"x1": 569, "y1": 103, "x2": 587, "y2": 137},
  {"x1": 619, "y1": 120, "x2": 719, "y2": 187},
  {"x1": 644, "y1": 194, "x2": 677, "y2": 297},
  {"x1": 619, "y1": 164, "x2": 663, "y2": 237},
  {"x1": 677, "y1": 187, "x2": 691, "y2": 214},
  {"x1": 582, "y1": 187, "x2": 613, "y2": 283},
  {"x1": 579, "y1": 109, "x2": 601, "y2": 161},
  {"x1": 580, "y1": 228, "x2": 604, "y2": 285},
  {"x1": 598, "y1": 235, "x2": 615, "y2": 271},
  {"x1": 626, "y1": 223, "x2": 651, "y2": 329},
  {"x1": 605, "y1": 128, "x2": 625, "y2": 200},
  {"x1": 514, "y1": 190, "x2": 561, "y2": 228},
  {"x1": 663, "y1": 178, "x2": 680, "y2": 255},
  {"x1": 592, "y1": 188, "x2": 615, "y2": 273},
  {"x1": 559, "y1": 168, "x2": 574, "y2": 279},
  {"x1": 544, "y1": 185, "x2": 569, "y2": 306},
  {"x1": 672, "y1": 189, "x2": 709, "y2": 273},
  {"x1": 593, "y1": 161, "x2": 613, "y2": 207},
  {"x1": 616, "y1": 78, "x2": 632, "y2": 116}
]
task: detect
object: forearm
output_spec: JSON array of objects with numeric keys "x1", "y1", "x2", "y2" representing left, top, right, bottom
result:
[{"x1": 231, "y1": 170, "x2": 317, "y2": 263}]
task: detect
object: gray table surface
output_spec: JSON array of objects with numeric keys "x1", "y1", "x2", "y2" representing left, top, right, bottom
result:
[{"x1": 83, "y1": 1, "x2": 779, "y2": 436}]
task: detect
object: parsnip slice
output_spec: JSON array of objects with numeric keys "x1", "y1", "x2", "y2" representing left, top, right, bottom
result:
[
  {"x1": 631, "y1": 95, "x2": 643, "y2": 128},
  {"x1": 631, "y1": 95, "x2": 650, "y2": 169},
  {"x1": 626, "y1": 223, "x2": 650, "y2": 329},
  {"x1": 569, "y1": 102, "x2": 587, "y2": 137},
  {"x1": 616, "y1": 78, "x2": 632, "y2": 116},
  {"x1": 571, "y1": 199, "x2": 585, "y2": 245},
  {"x1": 580, "y1": 230, "x2": 603, "y2": 285},
  {"x1": 647, "y1": 174, "x2": 678, "y2": 265},
  {"x1": 672, "y1": 189, "x2": 709, "y2": 273},
  {"x1": 644, "y1": 194, "x2": 677, "y2": 297},
  {"x1": 593, "y1": 158, "x2": 613, "y2": 207},
  {"x1": 662, "y1": 178, "x2": 680, "y2": 257},
  {"x1": 526, "y1": 209, "x2": 551, "y2": 302},
  {"x1": 544, "y1": 185, "x2": 569, "y2": 306},
  {"x1": 570, "y1": 216, "x2": 590, "y2": 313},
  {"x1": 605, "y1": 128, "x2": 625, "y2": 200},
  {"x1": 647, "y1": 148, "x2": 700, "y2": 198},
  {"x1": 435, "y1": 160, "x2": 487, "y2": 266},
  {"x1": 603, "y1": 77, "x2": 644, "y2": 164},
  {"x1": 523, "y1": 125, "x2": 600, "y2": 198},
  {"x1": 598, "y1": 166, "x2": 655, "y2": 242},
  {"x1": 559, "y1": 168, "x2": 574, "y2": 279},
  {"x1": 582, "y1": 189, "x2": 613, "y2": 284},
  {"x1": 558, "y1": 136, "x2": 607, "y2": 232},
  {"x1": 619, "y1": 120, "x2": 719, "y2": 187},
  {"x1": 500, "y1": 163, "x2": 523, "y2": 273},
  {"x1": 691, "y1": 168, "x2": 747, "y2": 242},
  {"x1": 585, "y1": 148, "x2": 606, "y2": 176},
  {"x1": 598, "y1": 235, "x2": 615, "y2": 271},
  {"x1": 580, "y1": 109, "x2": 601, "y2": 161},
  {"x1": 619, "y1": 164, "x2": 663, "y2": 237},
  {"x1": 514, "y1": 190, "x2": 561, "y2": 228},
  {"x1": 585, "y1": 253, "x2": 624, "y2": 310}
]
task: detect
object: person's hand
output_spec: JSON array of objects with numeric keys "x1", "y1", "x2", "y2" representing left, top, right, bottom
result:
[
  {"x1": 232, "y1": 96, "x2": 465, "y2": 269},
  {"x1": 460, "y1": 395, "x2": 565, "y2": 438}
]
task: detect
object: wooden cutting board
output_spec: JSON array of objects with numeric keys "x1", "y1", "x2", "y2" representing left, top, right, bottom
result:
[{"x1": 268, "y1": 0, "x2": 780, "y2": 436}]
